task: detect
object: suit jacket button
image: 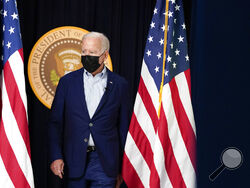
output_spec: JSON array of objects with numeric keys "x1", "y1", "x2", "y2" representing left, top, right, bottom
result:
[
  {"x1": 89, "y1": 123, "x2": 93, "y2": 127},
  {"x1": 84, "y1": 138, "x2": 88, "y2": 142}
]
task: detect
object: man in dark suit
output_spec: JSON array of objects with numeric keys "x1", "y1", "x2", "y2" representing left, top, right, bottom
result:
[{"x1": 48, "y1": 32, "x2": 130, "y2": 188}]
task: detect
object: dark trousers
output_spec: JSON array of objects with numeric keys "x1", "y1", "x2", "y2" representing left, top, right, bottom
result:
[{"x1": 66, "y1": 151, "x2": 116, "y2": 188}]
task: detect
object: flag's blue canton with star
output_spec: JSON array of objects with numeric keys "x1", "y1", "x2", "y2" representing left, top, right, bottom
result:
[
  {"x1": 1, "y1": 0, "x2": 22, "y2": 68},
  {"x1": 144, "y1": 0, "x2": 190, "y2": 91}
]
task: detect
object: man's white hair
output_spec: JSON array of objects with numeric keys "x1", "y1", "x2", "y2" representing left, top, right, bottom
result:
[{"x1": 82, "y1": 32, "x2": 110, "y2": 52}]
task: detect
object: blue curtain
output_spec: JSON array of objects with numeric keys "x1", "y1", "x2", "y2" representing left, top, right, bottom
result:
[{"x1": 190, "y1": 0, "x2": 250, "y2": 187}]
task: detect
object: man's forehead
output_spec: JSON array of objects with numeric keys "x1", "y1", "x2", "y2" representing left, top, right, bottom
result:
[
  {"x1": 82, "y1": 37, "x2": 101, "y2": 44},
  {"x1": 82, "y1": 37, "x2": 102, "y2": 49}
]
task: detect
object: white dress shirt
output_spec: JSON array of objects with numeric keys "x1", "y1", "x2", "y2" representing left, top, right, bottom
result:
[{"x1": 83, "y1": 66, "x2": 107, "y2": 146}]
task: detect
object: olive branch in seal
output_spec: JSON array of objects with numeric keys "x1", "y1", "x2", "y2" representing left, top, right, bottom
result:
[{"x1": 50, "y1": 69, "x2": 60, "y2": 86}]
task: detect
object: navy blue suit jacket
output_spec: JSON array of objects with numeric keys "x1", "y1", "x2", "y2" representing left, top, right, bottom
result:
[{"x1": 48, "y1": 68, "x2": 130, "y2": 178}]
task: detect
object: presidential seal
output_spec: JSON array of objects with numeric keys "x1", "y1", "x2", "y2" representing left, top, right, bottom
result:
[{"x1": 28, "y1": 26, "x2": 113, "y2": 109}]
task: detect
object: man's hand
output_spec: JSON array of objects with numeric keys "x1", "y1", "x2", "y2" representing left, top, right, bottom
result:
[
  {"x1": 116, "y1": 174, "x2": 123, "y2": 188},
  {"x1": 50, "y1": 159, "x2": 64, "y2": 179}
]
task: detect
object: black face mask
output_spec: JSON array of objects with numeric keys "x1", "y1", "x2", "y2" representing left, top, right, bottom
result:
[{"x1": 81, "y1": 55, "x2": 101, "y2": 73}]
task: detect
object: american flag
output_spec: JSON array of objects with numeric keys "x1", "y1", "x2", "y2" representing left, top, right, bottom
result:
[
  {"x1": 0, "y1": 0, "x2": 34, "y2": 187},
  {"x1": 122, "y1": 0, "x2": 196, "y2": 187}
]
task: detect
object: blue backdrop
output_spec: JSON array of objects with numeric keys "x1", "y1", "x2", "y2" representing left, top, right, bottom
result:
[{"x1": 191, "y1": 0, "x2": 250, "y2": 187}]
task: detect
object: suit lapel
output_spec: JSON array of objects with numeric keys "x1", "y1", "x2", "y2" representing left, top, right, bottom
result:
[
  {"x1": 93, "y1": 69, "x2": 114, "y2": 118},
  {"x1": 77, "y1": 68, "x2": 91, "y2": 119}
]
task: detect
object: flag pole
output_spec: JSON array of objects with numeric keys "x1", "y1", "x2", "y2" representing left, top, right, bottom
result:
[{"x1": 158, "y1": 0, "x2": 169, "y2": 117}]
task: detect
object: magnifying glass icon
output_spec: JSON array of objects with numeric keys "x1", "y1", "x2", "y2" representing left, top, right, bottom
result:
[{"x1": 209, "y1": 147, "x2": 243, "y2": 181}]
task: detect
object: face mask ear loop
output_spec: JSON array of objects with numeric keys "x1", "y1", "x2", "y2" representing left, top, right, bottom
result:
[{"x1": 99, "y1": 49, "x2": 108, "y2": 65}]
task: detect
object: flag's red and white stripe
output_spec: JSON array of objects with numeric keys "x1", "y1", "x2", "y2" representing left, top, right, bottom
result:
[
  {"x1": 123, "y1": 60, "x2": 196, "y2": 188},
  {"x1": 0, "y1": 50, "x2": 34, "y2": 188}
]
